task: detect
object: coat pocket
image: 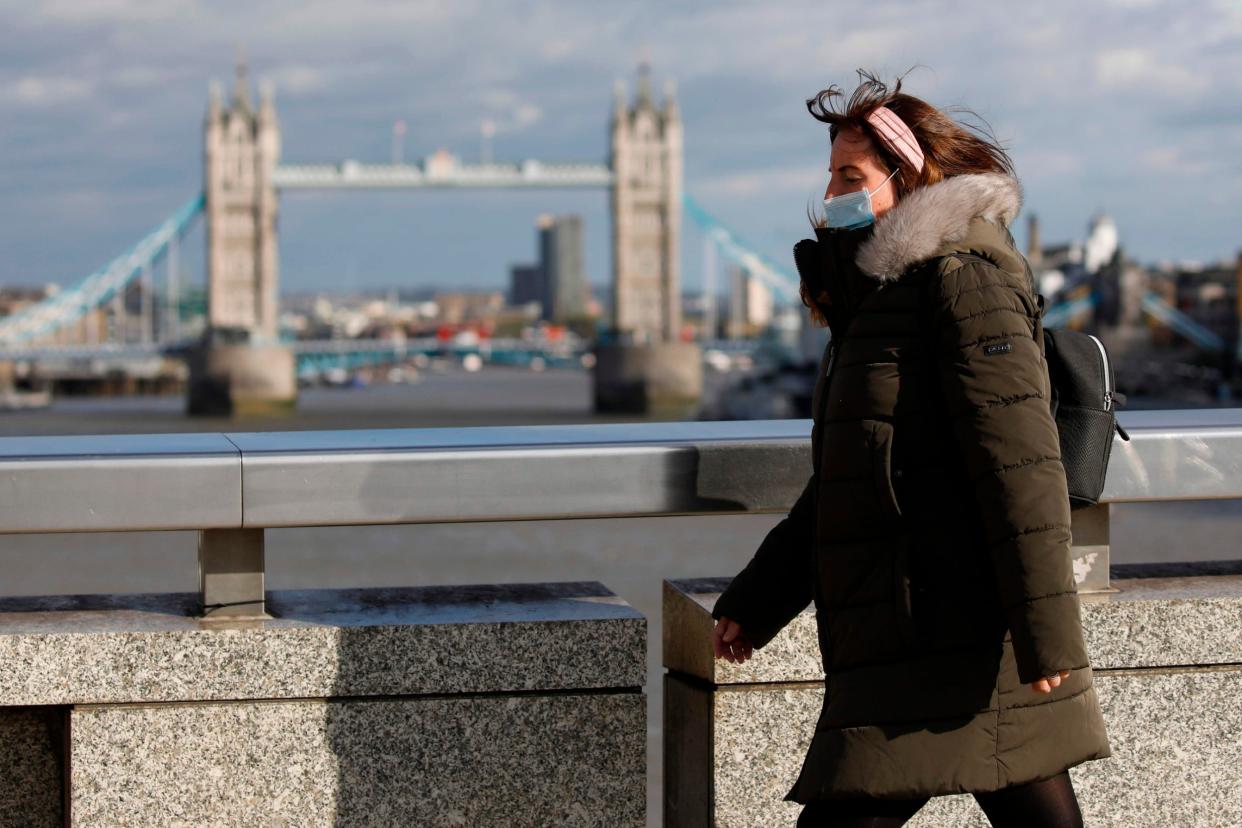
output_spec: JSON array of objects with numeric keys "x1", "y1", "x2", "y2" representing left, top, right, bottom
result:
[
  {"x1": 892, "y1": 531, "x2": 920, "y2": 650},
  {"x1": 869, "y1": 420, "x2": 903, "y2": 520}
]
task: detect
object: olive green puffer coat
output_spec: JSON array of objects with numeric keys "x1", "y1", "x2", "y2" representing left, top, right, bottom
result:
[{"x1": 712, "y1": 173, "x2": 1111, "y2": 801}]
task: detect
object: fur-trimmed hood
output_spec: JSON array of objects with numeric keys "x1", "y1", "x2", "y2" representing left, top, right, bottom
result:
[{"x1": 856, "y1": 173, "x2": 1023, "y2": 282}]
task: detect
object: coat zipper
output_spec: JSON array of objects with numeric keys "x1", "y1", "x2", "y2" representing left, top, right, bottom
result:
[
  {"x1": 1086, "y1": 334, "x2": 1113, "y2": 409},
  {"x1": 824, "y1": 338, "x2": 840, "y2": 380},
  {"x1": 821, "y1": 337, "x2": 842, "y2": 416}
]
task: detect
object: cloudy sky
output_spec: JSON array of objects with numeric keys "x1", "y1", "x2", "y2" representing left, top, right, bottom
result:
[{"x1": 2, "y1": 0, "x2": 1240, "y2": 297}]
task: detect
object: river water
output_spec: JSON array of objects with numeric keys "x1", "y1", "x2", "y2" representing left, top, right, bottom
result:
[{"x1": 2, "y1": 363, "x2": 1237, "y2": 823}]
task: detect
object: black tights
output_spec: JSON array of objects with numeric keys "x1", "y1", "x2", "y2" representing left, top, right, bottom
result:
[{"x1": 796, "y1": 771, "x2": 1084, "y2": 828}]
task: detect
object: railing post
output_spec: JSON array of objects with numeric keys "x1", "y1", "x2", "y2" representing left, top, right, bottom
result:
[
  {"x1": 1069, "y1": 503, "x2": 1111, "y2": 593},
  {"x1": 198, "y1": 528, "x2": 268, "y2": 619}
]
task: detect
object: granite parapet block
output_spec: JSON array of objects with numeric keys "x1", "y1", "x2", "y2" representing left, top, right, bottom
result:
[
  {"x1": 664, "y1": 571, "x2": 1242, "y2": 826},
  {"x1": 666, "y1": 668, "x2": 1242, "y2": 828},
  {"x1": 711, "y1": 679, "x2": 821, "y2": 828},
  {"x1": 665, "y1": 573, "x2": 1242, "y2": 685},
  {"x1": 1081, "y1": 573, "x2": 1242, "y2": 669},
  {"x1": 0, "y1": 582, "x2": 645, "y2": 706},
  {"x1": 71, "y1": 691, "x2": 646, "y2": 828},
  {"x1": 663, "y1": 578, "x2": 822, "y2": 686},
  {"x1": 0, "y1": 707, "x2": 62, "y2": 828},
  {"x1": 1070, "y1": 668, "x2": 1242, "y2": 828}
]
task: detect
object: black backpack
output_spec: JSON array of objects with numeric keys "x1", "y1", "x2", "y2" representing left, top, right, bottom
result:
[
  {"x1": 919, "y1": 254, "x2": 1129, "y2": 509},
  {"x1": 1032, "y1": 295, "x2": 1130, "y2": 509}
]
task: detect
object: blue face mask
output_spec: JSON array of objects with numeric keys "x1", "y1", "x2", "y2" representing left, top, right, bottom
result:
[{"x1": 822, "y1": 168, "x2": 899, "y2": 230}]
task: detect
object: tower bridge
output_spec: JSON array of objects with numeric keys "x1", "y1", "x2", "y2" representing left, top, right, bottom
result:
[
  {"x1": 2, "y1": 60, "x2": 788, "y2": 414},
  {"x1": 197, "y1": 61, "x2": 688, "y2": 345}
]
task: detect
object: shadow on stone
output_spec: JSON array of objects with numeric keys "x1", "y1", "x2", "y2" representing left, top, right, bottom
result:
[
  {"x1": 0, "y1": 706, "x2": 65, "y2": 827},
  {"x1": 317, "y1": 582, "x2": 649, "y2": 826}
]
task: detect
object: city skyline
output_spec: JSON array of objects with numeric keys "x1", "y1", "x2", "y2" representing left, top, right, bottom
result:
[{"x1": 2, "y1": 1, "x2": 1240, "y2": 295}]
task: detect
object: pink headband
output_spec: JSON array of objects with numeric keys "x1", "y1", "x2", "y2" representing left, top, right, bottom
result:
[{"x1": 866, "y1": 106, "x2": 925, "y2": 173}]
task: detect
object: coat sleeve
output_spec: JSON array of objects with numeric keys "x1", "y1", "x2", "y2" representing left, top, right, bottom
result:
[
  {"x1": 930, "y1": 257, "x2": 1090, "y2": 684},
  {"x1": 709, "y1": 470, "x2": 817, "y2": 649},
  {"x1": 711, "y1": 339, "x2": 833, "y2": 649}
]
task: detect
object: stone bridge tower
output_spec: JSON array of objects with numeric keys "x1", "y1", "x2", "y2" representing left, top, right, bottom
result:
[
  {"x1": 190, "y1": 58, "x2": 294, "y2": 416},
  {"x1": 594, "y1": 65, "x2": 700, "y2": 413},
  {"x1": 609, "y1": 64, "x2": 682, "y2": 343},
  {"x1": 204, "y1": 59, "x2": 280, "y2": 338}
]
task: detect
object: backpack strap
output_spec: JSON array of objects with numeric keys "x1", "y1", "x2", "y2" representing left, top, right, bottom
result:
[{"x1": 1032, "y1": 293, "x2": 1047, "y2": 358}]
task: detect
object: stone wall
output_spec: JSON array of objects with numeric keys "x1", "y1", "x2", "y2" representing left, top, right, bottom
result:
[{"x1": 0, "y1": 582, "x2": 647, "y2": 827}]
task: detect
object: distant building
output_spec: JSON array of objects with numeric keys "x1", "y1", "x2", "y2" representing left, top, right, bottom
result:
[
  {"x1": 0, "y1": 286, "x2": 52, "y2": 319},
  {"x1": 1026, "y1": 214, "x2": 1042, "y2": 268},
  {"x1": 538, "y1": 213, "x2": 589, "y2": 322},
  {"x1": 1084, "y1": 214, "x2": 1120, "y2": 276},
  {"x1": 726, "y1": 265, "x2": 773, "y2": 338},
  {"x1": 509, "y1": 264, "x2": 543, "y2": 308},
  {"x1": 433, "y1": 291, "x2": 506, "y2": 324},
  {"x1": 508, "y1": 214, "x2": 591, "y2": 323},
  {"x1": 1026, "y1": 212, "x2": 1123, "y2": 317}
]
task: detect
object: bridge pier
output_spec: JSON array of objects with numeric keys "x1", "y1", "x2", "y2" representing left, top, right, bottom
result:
[
  {"x1": 593, "y1": 340, "x2": 703, "y2": 415},
  {"x1": 186, "y1": 340, "x2": 296, "y2": 417}
]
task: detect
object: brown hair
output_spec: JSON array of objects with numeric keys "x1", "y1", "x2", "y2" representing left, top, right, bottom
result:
[
  {"x1": 799, "y1": 69, "x2": 1015, "y2": 325},
  {"x1": 809, "y1": 69, "x2": 1014, "y2": 198}
]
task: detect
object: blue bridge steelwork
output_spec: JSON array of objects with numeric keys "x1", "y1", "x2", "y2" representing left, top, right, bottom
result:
[{"x1": 0, "y1": 179, "x2": 804, "y2": 375}]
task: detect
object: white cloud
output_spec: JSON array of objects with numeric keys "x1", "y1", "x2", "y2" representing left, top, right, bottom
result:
[
  {"x1": 1016, "y1": 150, "x2": 1085, "y2": 178},
  {"x1": 478, "y1": 90, "x2": 544, "y2": 132},
  {"x1": 108, "y1": 66, "x2": 167, "y2": 90},
  {"x1": 2, "y1": 75, "x2": 95, "y2": 106},
  {"x1": 1095, "y1": 48, "x2": 1209, "y2": 96},
  {"x1": 269, "y1": 64, "x2": 330, "y2": 96},
  {"x1": 19, "y1": 0, "x2": 460, "y2": 30},
  {"x1": 1208, "y1": 0, "x2": 1242, "y2": 38},
  {"x1": 1021, "y1": 23, "x2": 1066, "y2": 49},
  {"x1": 23, "y1": 0, "x2": 197, "y2": 24},
  {"x1": 540, "y1": 39, "x2": 578, "y2": 60},
  {"x1": 812, "y1": 26, "x2": 919, "y2": 74},
  {"x1": 512, "y1": 104, "x2": 542, "y2": 130},
  {"x1": 1141, "y1": 145, "x2": 1213, "y2": 175}
]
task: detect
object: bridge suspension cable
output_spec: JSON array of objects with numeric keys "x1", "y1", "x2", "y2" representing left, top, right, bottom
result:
[
  {"x1": 682, "y1": 194, "x2": 801, "y2": 302},
  {"x1": 1042, "y1": 293, "x2": 1096, "y2": 329},
  {"x1": 1139, "y1": 291, "x2": 1227, "y2": 352},
  {"x1": 1040, "y1": 284, "x2": 1227, "y2": 354},
  {"x1": 0, "y1": 194, "x2": 204, "y2": 347}
]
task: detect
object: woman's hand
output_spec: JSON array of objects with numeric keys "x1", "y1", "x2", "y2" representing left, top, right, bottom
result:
[
  {"x1": 712, "y1": 616, "x2": 754, "y2": 664},
  {"x1": 1030, "y1": 670, "x2": 1071, "y2": 694}
]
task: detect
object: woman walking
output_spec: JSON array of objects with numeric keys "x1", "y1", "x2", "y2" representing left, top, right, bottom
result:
[{"x1": 710, "y1": 72, "x2": 1110, "y2": 827}]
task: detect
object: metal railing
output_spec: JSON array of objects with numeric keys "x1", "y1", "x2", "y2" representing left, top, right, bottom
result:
[{"x1": 1, "y1": 410, "x2": 1240, "y2": 618}]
